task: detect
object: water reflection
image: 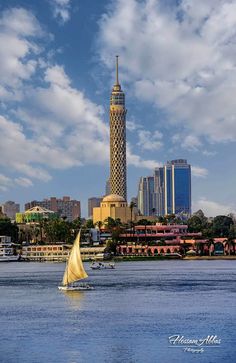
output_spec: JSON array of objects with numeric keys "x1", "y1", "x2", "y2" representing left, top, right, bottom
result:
[{"x1": 63, "y1": 291, "x2": 85, "y2": 310}]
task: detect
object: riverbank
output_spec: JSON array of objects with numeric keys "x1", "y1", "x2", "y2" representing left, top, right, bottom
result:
[
  {"x1": 114, "y1": 255, "x2": 182, "y2": 261},
  {"x1": 114, "y1": 255, "x2": 236, "y2": 261},
  {"x1": 183, "y1": 255, "x2": 236, "y2": 260},
  {"x1": 18, "y1": 255, "x2": 236, "y2": 262}
]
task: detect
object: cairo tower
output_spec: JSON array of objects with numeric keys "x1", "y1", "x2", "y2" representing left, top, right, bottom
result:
[{"x1": 109, "y1": 56, "x2": 127, "y2": 201}]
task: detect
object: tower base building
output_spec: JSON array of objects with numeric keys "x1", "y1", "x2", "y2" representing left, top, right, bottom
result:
[{"x1": 93, "y1": 194, "x2": 132, "y2": 224}]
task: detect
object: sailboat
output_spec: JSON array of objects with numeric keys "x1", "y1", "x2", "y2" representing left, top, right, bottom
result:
[{"x1": 58, "y1": 231, "x2": 93, "y2": 291}]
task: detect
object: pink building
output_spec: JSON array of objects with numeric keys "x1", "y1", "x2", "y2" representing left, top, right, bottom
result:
[
  {"x1": 117, "y1": 244, "x2": 181, "y2": 256},
  {"x1": 119, "y1": 223, "x2": 201, "y2": 244}
]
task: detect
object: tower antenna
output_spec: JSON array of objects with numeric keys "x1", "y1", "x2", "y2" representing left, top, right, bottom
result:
[{"x1": 116, "y1": 55, "x2": 119, "y2": 85}]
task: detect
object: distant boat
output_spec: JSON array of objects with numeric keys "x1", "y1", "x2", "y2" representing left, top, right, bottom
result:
[
  {"x1": 58, "y1": 231, "x2": 93, "y2": 291},
  {"x1": 90, "y1": 261, "x2": 115, "y2": 270},
  {"x1": 164, "y1": 253, "x2": 182, "y2": 259},
  {"x1": 0, "y1": 240, "x2": 19, "y2": 262}
]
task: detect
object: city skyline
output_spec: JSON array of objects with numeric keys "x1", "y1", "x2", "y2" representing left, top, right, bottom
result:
[{"x1": 0, "y1": 0, "x2": 236, "y2": 217}]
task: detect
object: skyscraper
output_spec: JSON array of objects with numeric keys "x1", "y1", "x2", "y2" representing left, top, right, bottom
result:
[
  {"x1": 154, "y1": 159, "x2": 191, "y2": 216},
  {"x1": 110, "y1": 56, "x2": 127, "y2": 200},
  {"x1": 154, "y1": 168, "x2": 165, "y2": 216},
  {"x1": 1, "y1": 201, "x2": 20, "y2": 220},
  {"x1": 105, "y1": 178, "x2": 111, "y2": 196},
  {"x1": 138, "y1": 176, "x2": 155, "y2": 216}
]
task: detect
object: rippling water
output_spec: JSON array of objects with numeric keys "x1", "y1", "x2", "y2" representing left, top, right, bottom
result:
[{"x1": 0, "y1": 260, "x2": 235, "y2": 363}]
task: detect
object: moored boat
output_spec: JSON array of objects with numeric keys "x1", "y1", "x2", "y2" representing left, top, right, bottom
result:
[{"x1": 0, "y1": 238, "x2": 19, "y2": 262}]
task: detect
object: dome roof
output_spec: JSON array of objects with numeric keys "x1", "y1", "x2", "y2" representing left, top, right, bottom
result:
[{"x1": 102, "y1": 194, "x2": 125, "y2": 202}]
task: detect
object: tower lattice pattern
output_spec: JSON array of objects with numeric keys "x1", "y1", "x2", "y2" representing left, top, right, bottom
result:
[
  {"x1": 109, "y1": 57, "x2": 127, "y2": 201},
  {"x1": 110, "y1": 108, "x2": 127, "y2": 200}
]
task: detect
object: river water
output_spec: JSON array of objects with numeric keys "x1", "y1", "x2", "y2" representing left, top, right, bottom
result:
[{"x1": 0, "y1": 260, "x2": 235, "y2": 363}]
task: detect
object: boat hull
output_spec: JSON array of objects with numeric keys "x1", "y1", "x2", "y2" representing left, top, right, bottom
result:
[
  {"x1": 0, "y1": 255, "x2": 19, "y2": 262},
  {"x1": 58, "y1": 284, "x2": 94, "y2": 291},
  {"x1": 90, "y1": 262, "x2": 115, "y2": 270}
]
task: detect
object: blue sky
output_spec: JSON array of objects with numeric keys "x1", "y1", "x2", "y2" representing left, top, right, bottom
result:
[{"x1": 0, "y1": 0, "x2": 236, "y2": 217}]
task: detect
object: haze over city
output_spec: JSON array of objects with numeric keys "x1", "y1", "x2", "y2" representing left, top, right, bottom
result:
[{"x1": 0, "y1": 0, "x2": 236, "y2": 217}]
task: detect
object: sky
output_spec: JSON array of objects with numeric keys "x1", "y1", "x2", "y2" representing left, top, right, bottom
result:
[{"x1": 0, "y1": 0, "x2": 236, "y2": 217}]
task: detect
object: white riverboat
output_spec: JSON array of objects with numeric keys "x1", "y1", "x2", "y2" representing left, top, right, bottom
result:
[
  {"x1": 90, "y1": 261, "x2": 115, "y2": 270},
  {"x1": 0, "y1": 236, "x2": 19, "y2": 262}
]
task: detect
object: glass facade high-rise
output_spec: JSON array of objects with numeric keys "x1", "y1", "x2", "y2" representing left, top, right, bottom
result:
[
  {"x1": 138, "y1": 176, "x2": 155, "y2": 216},
  {"x1": 154, "y1": 159, "x2": 191, "y2": 216},
  {"x1": 154, "y1": 168, "x2": 165, "y2": 216}
]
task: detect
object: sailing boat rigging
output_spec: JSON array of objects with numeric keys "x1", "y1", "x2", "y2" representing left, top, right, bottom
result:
[{"x1": 58, "y1": 230, "x2": 93, "y2": 291}]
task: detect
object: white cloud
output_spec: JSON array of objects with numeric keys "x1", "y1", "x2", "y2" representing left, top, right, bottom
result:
[
  {"x1": 172, "y1": 134, "x2": 202, "y2": 151},
  {"x1": 0, "y1": 174, "x2": 12, "y2": 192},
  {"x1": 126, "y1": 118, "x2": 141, "y2": 132},
  {"x1": 14, "y1": 177, "x2": 33, "y2": 187},
  {"x1": 127, "y1": 144, "x2": 161, "y2": 169},
  {"x1": 192, "y1": 166, "x2": 208, "y2": 178},
  {"x1": 0, "y1": 115, "x2": 52, "y2": 182},
  {"x1": 0, "y1": 8, "x2": 43, "y2": 100},
  {"x1": 50, "y1": 0, "x2": 72, "y2": 24},
  {"x1": 45, "y1": 65, "x2": 70, "y2": 87},
  {"x1": 193, "y1": 198, "x2": 236, "y2": 217},
  {"x1": 98, "y1": 0, "x2": 236, "y2": 143},
  {"x1": 0, "y1": 62, "x2": 161, "y2": 187},
  {"x1": 0, "y1": 6, "x2": 176, "y2": 194},
  {"x1": 137, "y1": 130, "x2": 163, "y2": 151},
  {"x1": 202, "y1": 150, "x2": 217, "y2": 157}
]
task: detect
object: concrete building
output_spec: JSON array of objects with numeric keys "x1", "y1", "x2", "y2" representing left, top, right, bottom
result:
[
  {"x1": 88, "y1": 197, "x2": 102, "y2": 219},
  {"x1": 25, "y1": 196, "x2": 81, "y2": 222},
  {"x1": 110, "y1": 56, "x2": 127, "y2": 200},
  {"x1": 1, "y1": 201, "x2": 20, "y2": 220},
  {"x1": 138, "y1": 176, "x2": 155, "y2": 216},
  {"x1": 93, "y1": 194, "x2": 132, "y2": 224}
]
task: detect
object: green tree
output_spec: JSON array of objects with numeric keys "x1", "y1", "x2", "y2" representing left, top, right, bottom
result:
[
  {"x1": 71, "y1": 217, "x2": 83, "y2": 238},
  {"x1": 0, "y1": 217, "x2": 18, "y2": 242},
  {"x1": 85, "y1": 219, "x2": 94, "y2": 229},
  {"x1": 95, "y1": 220, "x2": 103, "y2": 232},
  {"x1": 136, "y1": 219, "x2": 152, "y2": 226},
  {"x1": 212, "y1": 215, "x2": 234, "y2": 237},
  {"x1": 187, "y1": 215, "x2": 205, "y2": 233},
  {"x1": 43, "y1": 218, "x2": 73, "y2": 243},
  {"x1": 104, "y1": 217, "x2": 117, "y2": 231},
  {"x1": 104, "y1": 239, "x2": 117, "y2": 255}
]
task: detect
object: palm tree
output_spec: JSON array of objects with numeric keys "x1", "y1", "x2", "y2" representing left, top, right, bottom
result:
[{"x1": 129, "y1": 201, "x2": 137, "y2": 238}]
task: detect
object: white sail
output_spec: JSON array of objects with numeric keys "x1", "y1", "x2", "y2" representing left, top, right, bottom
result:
[{"x1": 62, "y1": 231, "x2": 88, "y2": 286}]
